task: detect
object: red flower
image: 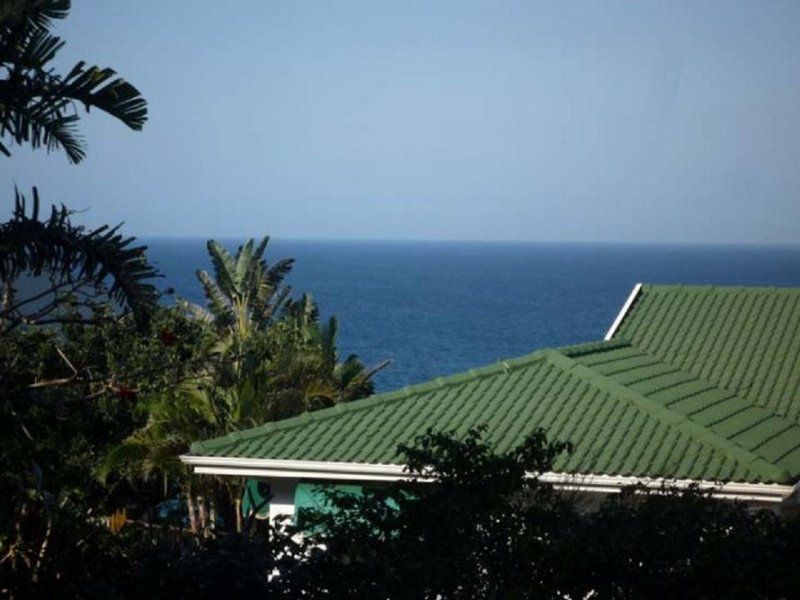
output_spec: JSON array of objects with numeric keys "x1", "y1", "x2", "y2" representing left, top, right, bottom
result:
[
  {"x1": 159, "y1": 328, "x2": 177, "y2": 346},
  {"x1": 116, "y1": 385, "x2": 137, "y2": 400}
]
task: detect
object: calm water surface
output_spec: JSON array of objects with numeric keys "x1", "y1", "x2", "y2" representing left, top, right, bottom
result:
[{"x1": 145, "y1": 240, "x2": 800, "y2": 392}]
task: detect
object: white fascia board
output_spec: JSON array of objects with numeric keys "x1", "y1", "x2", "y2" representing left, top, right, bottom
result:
[
  {"x1": 181, "y1": 455, "x2": 408, "y2": 476},
  {"x1": 193, "y1": 466, "x2": 410, "y2": 482},
  {"x1": 181, "y1": 456, "x2": 417, "y2": 482},
  {"x1": 539, "y1": 473, "x2": 794, "y2": 504},
  {"x1": 180, "y1": 455, "x2": 794, "y2": 503},
  {"x1": 604, "y1": 283, "x2": 643, "y2": 340}
]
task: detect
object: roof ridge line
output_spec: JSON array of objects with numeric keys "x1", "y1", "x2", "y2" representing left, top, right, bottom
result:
[
  {"x1": 642, "y1": 284, "x2": 800, "y2": 293},
  {"x1": 543, "y1": 349, "x2": 791, "y2": 483},
  {"x1": 619, "y1": 345, "x2": 800, "y2": 445},
  {"x1": 190, "y1": 348, "x2": 551, "y2": 453},
  {"x1": 557, "y1": 338, "x2": 630, "y2": 357}
]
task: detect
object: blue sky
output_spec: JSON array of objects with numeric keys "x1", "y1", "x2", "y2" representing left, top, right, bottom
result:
[{"x1": 3, "y1": 1, "x2": 800, "y2": 243}]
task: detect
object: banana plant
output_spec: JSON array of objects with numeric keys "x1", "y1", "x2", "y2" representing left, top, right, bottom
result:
[{"x1": 193, "y1": 238, "x2": 294, "y2": 339}]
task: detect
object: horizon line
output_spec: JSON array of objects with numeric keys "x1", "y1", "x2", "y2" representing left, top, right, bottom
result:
[{"x1": 137, "y1": 236, "x2": 800, "y2": 248}]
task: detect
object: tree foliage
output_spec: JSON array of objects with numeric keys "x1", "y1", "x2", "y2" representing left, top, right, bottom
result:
[
  {"x1": 192, "y1": 237, "x2": 293, "y2": 338},
  {"x1": 280, "y1": 426, "x2": 578, "y2": 598},
  {"x1": 0, "y1": 187, "x2": 160, "y2": 333},
  {"x1": 4, "y1": 6, "x2": 795, "y2": 595},
  {"x1": 104, "y1": 238, "x2": 384, "y2": 536},
  {"x1": 274, "y1": 428, "x2": 800, "y2": 600},
  {"x1": 0, "y1": 0, "x2": 147, "y2": 163},
  {"x1": 7, "y1": 426, "x2": 800, "y2": 599},
  {"x1": 185, "y1": 237, "x2": 381, "y2": 415}
]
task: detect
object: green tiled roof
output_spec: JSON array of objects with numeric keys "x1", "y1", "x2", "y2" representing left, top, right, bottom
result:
[
  {"x1": 189, "y1": 285, "x2": 800, "y2": 485},
  {"x1": 614, "y1": 285, "x2": 800, "y2": 424}
]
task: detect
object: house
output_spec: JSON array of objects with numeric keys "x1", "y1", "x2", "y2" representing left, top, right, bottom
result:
[{"x1": 181, "y1": 284, "x2": 800, "y2": 520}]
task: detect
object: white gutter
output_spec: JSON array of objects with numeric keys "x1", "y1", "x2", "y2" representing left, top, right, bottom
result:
[
  {"x1": 538, "y1": 473, "x2": 793, "y2": 504},
  {"x1": 604, "y1": 283, "x2": 642, "y2": 340},
  {"x1": 180, "y1": 455, "x2": 795, "y2": 504},
  {"x1": 181, "y1": 456, "x2": 416, "y2": 482}
]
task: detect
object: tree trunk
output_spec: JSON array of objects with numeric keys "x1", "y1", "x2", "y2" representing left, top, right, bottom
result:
[
  {"x1": 185, "y1": 488, "x2": 198, "y2": 534},
  {"x1": 198, "y1": 495, "x2": 208, "y2": 535},
  {"x1": 209, "y1": 500, "x2": 217, "y2": 532},
  {"x1": 235, "y1": 497, "x2": 242, "y2": 533}
]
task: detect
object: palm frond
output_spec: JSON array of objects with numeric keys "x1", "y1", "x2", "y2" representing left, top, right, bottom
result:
[
  {"x1": 198, "y1": 238, "x2": 294, "y2": 334},
  {"x1": 206, "y1": 240, "x2": 238, "y2": 297},
  {"x1": 336, "y1": 357, "x2": 390, "y2": 401},
  {"x1": 0, "y1": 187, "x2": 160, "y2": 329},
  {"x1": 234, "y1": 238, "x2": 255, "y2": 291},
  {"x1": 60, "y1": 61, "x2": 147, "y2": 131},
  {"x1": 177, "y1": 297, "x2": 215, "y2": 325},
  {"x1": 32, "y1": 111, "x2": 85, "y2": 163},
  {"x1": 265, "y1": 257, "x2": 294, "y2": 288},
  {"x1": 196, "y1": 269, "x2": 234, "y2": 325},
  {"x1": 247, "y1": 236, "x2": 271, "y2": 290},
  {"x1": 0, "y1": 2, "x2": 146, "y2": 162},
  {"x1": 252, "y1": 235, "x2": 270, "y2": 262},
  {"x1": 0, "y1": 0, "x2": 70, "y2": 28},
  {"x1": 100, "y1": 426, "x2": 186, "y2": 482},
  {"x1": 320, "y1": 315, "x2": 338, "y2": 363},
  {"x1": 273, "y1": 284, "x2": 292, "y2": 320},
  {"x1": 9, "y1": 25, "x2": 64, "y2": 67}
]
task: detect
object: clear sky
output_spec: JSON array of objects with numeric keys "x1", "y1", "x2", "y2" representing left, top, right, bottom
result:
[{"x1": 3, "y1": 1, "x2": 800, "y2": 243}]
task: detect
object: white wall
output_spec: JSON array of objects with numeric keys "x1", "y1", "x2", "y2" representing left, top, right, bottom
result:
[{"x1": 268, "y1": 477, "x2": 298, "y2": 522}]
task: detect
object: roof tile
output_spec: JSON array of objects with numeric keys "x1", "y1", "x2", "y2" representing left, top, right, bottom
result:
[{"x1": 189, "y1": 285, "x2": 800, "y2": 485}]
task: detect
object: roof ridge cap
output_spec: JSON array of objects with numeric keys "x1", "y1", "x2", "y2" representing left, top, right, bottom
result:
[
  {"x1": 191, "y1": 348, "x2": 551, "y2": 454},
  {"x1": 557, "y1": 339, "x2": 630, "y2": 357},
  {"x1": 643, "y1": 284, "x2": 800, "y2": 293},
  {"x1": 543, "y1": 349, "x2": 791, "y2": 483}
]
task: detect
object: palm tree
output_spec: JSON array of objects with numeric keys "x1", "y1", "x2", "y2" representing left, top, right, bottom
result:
[
  {"x1": 0, "y1": 0, "x2": 147, "y2": 162},
  {"x1": 100, "y1": 384, "x2": 220, "y2": 533},
  {"x1": 192, "y1": 238, "x2": 385, "y2": 408},
  {"x1": 277, "y1": 293, "x2": 387, "y2": 402},
  {"x1": 0, "y1": 187, "x2": 160, "y2": 333},
  {"x1": 107, "y1": 239, "x2": 387, "y2": 532}
]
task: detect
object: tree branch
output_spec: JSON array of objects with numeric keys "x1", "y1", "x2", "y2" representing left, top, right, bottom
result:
[{"x1": 2, "y1": 275, "x2": 92, "y2": 314}]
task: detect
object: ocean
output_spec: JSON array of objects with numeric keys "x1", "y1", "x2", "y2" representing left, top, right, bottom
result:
[{"x1": 145, "y1": 240, "x2": 800, "y2": 392}]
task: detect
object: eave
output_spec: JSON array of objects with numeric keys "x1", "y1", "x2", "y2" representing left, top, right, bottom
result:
[{"x1": 180, "y1": 455, "x2": 797, "y2": 505}]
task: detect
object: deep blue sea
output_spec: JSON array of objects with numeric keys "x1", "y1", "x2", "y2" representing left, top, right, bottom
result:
[{"x1": 145, "y1": 240, "x2": 800, "y2": 392}]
